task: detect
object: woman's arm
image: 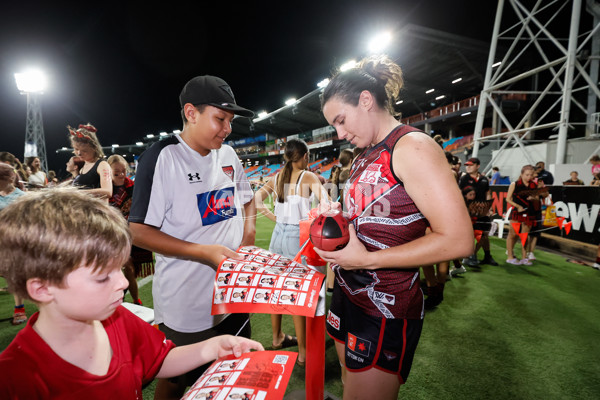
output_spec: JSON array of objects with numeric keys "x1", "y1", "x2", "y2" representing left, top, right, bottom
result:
[
  {"x1": 85, "y1": 160, "x2": 113, "y2": 200},
  {"x1": 303, "y1": 171, "x2": 331, "y2": 203},
  {"x1": 254, "y1": 178, "x2": 277, "y2": 222},
  {"x1": 156, "y1": 335, "x2": 264, "y2": 378},
  {"x1": 315, "y1": 132, "x2": 473, "y2": 269}
]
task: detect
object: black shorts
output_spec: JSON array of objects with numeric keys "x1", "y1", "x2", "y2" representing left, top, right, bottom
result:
[
  {"x1": 158, "y1": 313, "x2": 251, "y2": 387},
  {"x1": 326, "y1": 285, "x2": 423, "y2": 384},
  {"x1": 473, "y1": 216, "x2": 492, "y2": 232}
]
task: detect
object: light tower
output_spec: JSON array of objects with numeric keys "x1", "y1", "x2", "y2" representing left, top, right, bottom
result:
[{"x1": 14, "y1": 69, "x2": 48, "y2": 173}]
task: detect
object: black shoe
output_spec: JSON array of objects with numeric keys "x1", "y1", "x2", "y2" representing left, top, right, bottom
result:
[
  {"x1": 424, "y1": 284, "x2": 444, "y2": 310},
  {"x1": 480, "y1": 256, "x2": 499, "y2": 266}
]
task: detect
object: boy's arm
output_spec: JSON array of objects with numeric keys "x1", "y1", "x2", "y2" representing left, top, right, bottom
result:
[
  {"x1": 130, "y1": 222, "x2": 242, "y2": 269},
  {"x1": 155, "y1": 335, "x2": 264, "y2": 379},
  {"x1": 240, "y1": 199, "x2": 256, "y2": 246}
]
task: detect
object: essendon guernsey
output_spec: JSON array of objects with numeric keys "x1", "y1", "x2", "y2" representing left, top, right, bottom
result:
[{"x1": 336, "y1": 125, "x2": 428, "y2": 319}]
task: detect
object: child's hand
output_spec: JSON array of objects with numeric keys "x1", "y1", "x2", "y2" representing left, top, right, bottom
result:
[{"x1": 214, "y1": 335, "x2": 264, "y2": 359}]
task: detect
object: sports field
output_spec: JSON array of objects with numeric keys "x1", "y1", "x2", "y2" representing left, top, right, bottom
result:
[{"x1": 1, "y1": 215, "x2": 599, "y2": 399}]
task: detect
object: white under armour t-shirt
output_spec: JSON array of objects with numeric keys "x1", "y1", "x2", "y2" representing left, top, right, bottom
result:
[{"x1": 129, "y1": 134, "x2": 253, "y2": 332}]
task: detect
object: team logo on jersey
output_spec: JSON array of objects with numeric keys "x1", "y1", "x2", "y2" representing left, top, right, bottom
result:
[
  {"x1": 383, "y1": 350, "x2": 397, "y2": 361},
  {"x1": 188, "y1": 172, "x2": 202, "y2": 183},
  {"x1": 222, "y1": 165, "x2": 234, "y2": 182},
  {"x1": 358, "y1": 164, "x2": 385, "y2": 185},
  {"x1": 347, "y1": 332, "x2": 371, "y2": 357},
  {"x1": 197, "y1": 187, "x2": 236, "y2": 225}
]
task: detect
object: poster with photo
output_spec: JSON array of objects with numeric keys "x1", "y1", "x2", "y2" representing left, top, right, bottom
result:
[
  {"x1": 181, "y1": 351, "x2": 297, "y2": 400},
  {"x1": 211, "y1": 246, "x2": 325, "y2": 318}
]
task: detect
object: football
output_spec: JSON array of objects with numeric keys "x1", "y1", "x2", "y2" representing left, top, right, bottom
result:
[{"x1": 309, "y1": 210, "x2": 350, "y2": 251}]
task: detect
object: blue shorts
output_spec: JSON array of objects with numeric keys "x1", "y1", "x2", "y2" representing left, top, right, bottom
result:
[
  {"x1": 269, "y1": 222, "x2": 301, "y2": 259},
  {"x1": 326, "y1": 284, "x2": 423, "y2": 383}
]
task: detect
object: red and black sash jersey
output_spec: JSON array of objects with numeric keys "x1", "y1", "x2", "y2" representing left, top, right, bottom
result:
[
  {"x1": 335, "y1": 125, "x2": 428, "y2": 320},
  {"x1": 513, "y1": 179, "x2": 539, "y2": 211}
]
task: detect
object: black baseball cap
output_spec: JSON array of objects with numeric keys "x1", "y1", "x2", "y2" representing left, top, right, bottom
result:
[
  {"x1": 465, "y1": 157, "x2": 480, "y2": 165},
  {"x1": 179, "y1": 75, "x2": 255, "y2": 118}
]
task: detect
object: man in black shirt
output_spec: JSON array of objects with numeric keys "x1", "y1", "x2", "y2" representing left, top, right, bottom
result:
[
  {"x1": 535, "y1": 161, "x2": 554, "y2": 185},
  {"x1": 459, "y1": 157, "x2": 498, "y2": 266}
]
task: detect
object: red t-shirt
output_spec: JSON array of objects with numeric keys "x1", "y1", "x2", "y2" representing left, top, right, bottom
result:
[{"x1": 0, "y1": 306, "x2": 175, "y2": 399}]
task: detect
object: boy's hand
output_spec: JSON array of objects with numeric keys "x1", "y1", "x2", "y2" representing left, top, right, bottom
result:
[
  {"x1": 214, "y1": 335, "x2": 265, "y2": 359},
  {"x1": 199, "y1": 245, "x2": 243, "y2": 270}
]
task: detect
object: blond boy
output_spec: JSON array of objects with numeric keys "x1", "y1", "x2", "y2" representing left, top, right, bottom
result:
[{"x1": 0, "y1": 189, "x2": 262, "y2": 398}]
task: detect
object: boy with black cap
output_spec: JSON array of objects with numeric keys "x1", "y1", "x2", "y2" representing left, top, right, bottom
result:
[
  {"x1": 129, "y1": 75, "x2": 257, "y2": 399},
  {"x1": 459, "y1": 157, "x2": 498, "y2": 266}
]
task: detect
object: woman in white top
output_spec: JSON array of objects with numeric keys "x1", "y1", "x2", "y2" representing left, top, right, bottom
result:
[
  {"x1": 255, "y1": 138, "x2": 329, "y2": 366},
  {"x1": 26, "y1": 157, "x2": 46, "y2": 189}
]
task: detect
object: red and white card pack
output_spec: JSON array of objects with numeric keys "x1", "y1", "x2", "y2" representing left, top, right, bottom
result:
[
  {"x1": 212, "y1": 246, "x2": 325, "y2": 318},
  {"x1": 181, "y1": 351, "x2": 297, "y2": 400}
]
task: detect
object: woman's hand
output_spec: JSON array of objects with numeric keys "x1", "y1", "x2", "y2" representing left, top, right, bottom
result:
[
  {"x1": 313, "y1": 225, "x2": 373, "y2": 270},
  {"x1": 316, "y1": 200, "x2": 341, "y2": 215},
  {"x1": 199, "y1": 245, "x2": 244, "y2": 270}
]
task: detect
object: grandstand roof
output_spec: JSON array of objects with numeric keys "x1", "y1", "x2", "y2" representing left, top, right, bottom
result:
[{"x1": 230, "y1": 24, "x2": 493, "y2": 140}]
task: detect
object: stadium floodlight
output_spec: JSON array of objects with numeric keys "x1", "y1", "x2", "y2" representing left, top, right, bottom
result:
[
  {"x1": 340, "y1": 60, "x2": 357, "y2": 72},
  {"x1": 317, "y1": 78, "x2": 330, "y2": 88},
  {"x1": 258, "y1": 111, "x2": 268, "y2": 118},
  {"x1": 452, "y1": 77, "x2": 463, "y2": 84},
  {"x1": 15, "y1": 68, "x2": 49, "y2": 173},
  {"x1": 396, "y1": 100, "x2": 403, "y2": 105},
  {"x1": 492, "y1": 61, "x2": 502, "y2": 68},
  {"x1": 368, "y1": 31, "x2": 392, "y2": 53},
  {"x1": 285, "y1": 98, "x2": 297, "y2": 106},
  {"x1": 14, "y1": 69, "x2": 47, "y2": 94},
  {"x1": 112, "y1": 144, "x2": 119, "y2": 148},
  {"x1": 136, "y1": 142, "x2": 143, "y2": 146},
  {"x1": 146, "y1": 134, "x2": 154, "y2": 138},
  {"x1": 461, "y1": 112, "x2": 471, "y2": 117},
  {"x1": 426, "y1": 88, "x2": 435, "y2": 94},
  {"x1": 173, "y1": 129, "x2": 181, "y2": 134},
  {"x1": 159, "y1": 131, "x2": 168, "y2": 136},
  {"x1": 435, "y1": 95, "x2": 446, "y2": 100}
]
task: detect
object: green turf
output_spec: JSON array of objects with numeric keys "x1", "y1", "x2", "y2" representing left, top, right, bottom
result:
[{"x1": 2, "y1": 220, "x2": 600, "y2": 399}]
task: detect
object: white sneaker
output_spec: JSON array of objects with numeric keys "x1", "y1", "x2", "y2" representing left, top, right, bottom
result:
[
  {"x1": 528, "y1": 252, "x2": 536, "y2": 261},
  {"x1": 520, "y1": 259, "x2": 533, "y2": 266},
  {"x1": 506, "y1": 258, "x2": 521, "y2": 265},
  {"x1": 593, "y1": 263, "x2": 600, "y2": 270},
  {"x1": 451, "y1": 266, "x2": 467, "y2": 276}
]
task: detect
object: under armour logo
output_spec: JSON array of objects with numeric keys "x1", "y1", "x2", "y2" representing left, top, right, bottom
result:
[{"x1": 188, "y1": 172, "x2": 202, "y2": 182}]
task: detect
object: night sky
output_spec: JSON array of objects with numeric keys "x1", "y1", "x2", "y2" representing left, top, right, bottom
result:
[{"x1": 0, "y1": 1, "x2": 497, "y2": 175}]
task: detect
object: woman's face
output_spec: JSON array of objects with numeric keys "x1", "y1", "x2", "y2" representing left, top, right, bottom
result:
[
  {"x1": 323, "y1": 96, "x2": 373, "y2": 148},
  {"x1": 521, "y1": 169, "x2": 534, "y2": 183},
  {"x1": 111, "y1": 162, "x2": 127, "y2": 186},
  {"x1": 73, "y1": 142, "x2": 96, "y2": 162},
  {"x1": 465, "y1": 190, "x2": 476, "y2": 201},
  {"x1": 31, "y1": 158, "x2": 40, "y2": 170}
]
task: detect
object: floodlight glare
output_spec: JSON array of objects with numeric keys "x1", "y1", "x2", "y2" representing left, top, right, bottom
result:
[
  {"x1": 112, "y1": 144, "x2": 119, "y2": 148},
  {"x1": 146, "y1": 134, "x2": 154, "y2": 138},
  {"x1": 435, "y1": 95, "x2": 446, "y2": 100},
  {"x1": 14, "y1": 69, "x2": 47, "y2": 93},
  {"x1": 173, "y1": 129, "x2": 181, "y2": 134},
  {"x1": 340, "y1": 60, "x2": 357, "y2": 72},
  {"x1": 136, "y1": 142, "x2": 143, "y2": 146},
  {"x1": 452, "y1": 78, "x2": 463, "y2": 84},
  {"x1": 461, "y1": 112, "x2": 472, "y2": 117},
  {"x1": 368, "y1": 31, "x2": 392, "y2": 53},
  {"x1": 426, "y1": 88, "x2": 435, "y2": 94},
  {"x1": 317, "y1": 78, "x2": 330, "y2": 88},
  {"x1": 396, "y1": 100, "x2": 403, "y2": 105},
  {"x1": 258, "y1": 111, "x2": 268, "y2": 118},
  {"x1": 492, "y1": 61, "x2": 502, "y2": 68},
  {"x1": 285, "y1": 98, "x2": 297, "y2": 106},
  {"x1": 159, "y1": 132, "x2": 168, "y2": 136}
]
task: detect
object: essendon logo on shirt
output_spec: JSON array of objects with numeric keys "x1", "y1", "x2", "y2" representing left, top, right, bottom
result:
[
  {"x1": 347, "y1": 332, "x2": 371, "y2": 357},
  {"x1": 222, "y1": 165, "x2": 234, "y2": 182},
  {"x1": 358, "y1": 164, "x2": 383, "y2": 184},
  {"x1": 197, "y1": 187, "x2": 236, "y2": 225},
  {"x1": 327, "y1": 310, "x2": 340, "y2": 330}
]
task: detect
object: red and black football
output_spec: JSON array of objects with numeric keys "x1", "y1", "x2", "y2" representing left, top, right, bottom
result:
[{"x1": 309, "y1": 210, "x2": 350, "y2": 251}]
